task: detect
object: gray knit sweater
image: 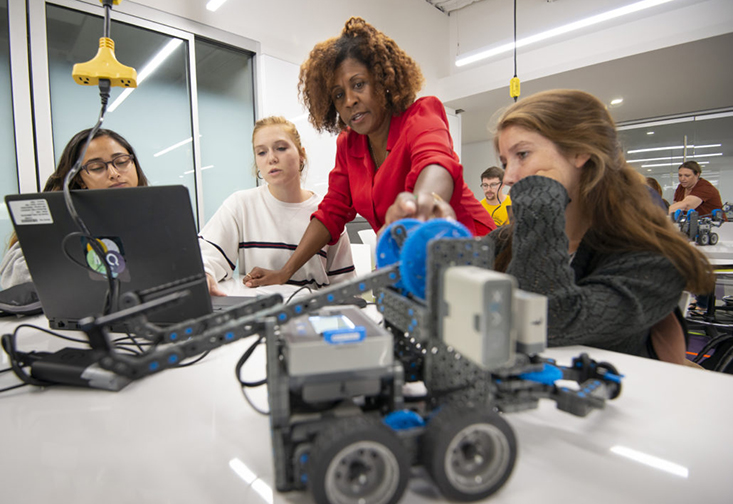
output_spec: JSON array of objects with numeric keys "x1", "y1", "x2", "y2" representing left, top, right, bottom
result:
[{"x1": 489, "y1": 176, "x2": 685, "y2": 357}]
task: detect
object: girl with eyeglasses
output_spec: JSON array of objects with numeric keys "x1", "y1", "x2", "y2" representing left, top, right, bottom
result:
[{"x1": 1, "y1": 128, "x2": 148, "y2": 289}]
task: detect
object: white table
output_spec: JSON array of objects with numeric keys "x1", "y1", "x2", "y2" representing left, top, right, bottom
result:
[{"x1": 1, "y1": 305, "x2": 731, "y2": 504}]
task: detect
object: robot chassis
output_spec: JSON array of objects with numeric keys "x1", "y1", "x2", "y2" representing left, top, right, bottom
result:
[
  {"x1": 674, "y1": 208, "x2": 724, "y2": 246},
  {"x1": 79, "y1": 220, "x2": 623, "y2": 504}
]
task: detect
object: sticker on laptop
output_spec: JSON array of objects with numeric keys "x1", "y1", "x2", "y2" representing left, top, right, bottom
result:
[
  {"x1": 82, "y1": 236, "x2": 130, "y2": 281},
  {"x1": 7, "y1": 199, "x2": 54, "y2": 225}
]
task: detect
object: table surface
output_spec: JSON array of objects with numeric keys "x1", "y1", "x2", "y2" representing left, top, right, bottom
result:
[{"x1": 1, "y1": 281, "x2": 732, "y2": 504}]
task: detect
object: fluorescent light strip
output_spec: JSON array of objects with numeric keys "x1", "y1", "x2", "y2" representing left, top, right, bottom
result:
[
  {"x1": 108, "y1": 39, "x2": 184, "y2": 113},
  {"x1": 628, "y1": 152, "x2": 723, "y2": 163},
  {"x1": 642, "y1": 161, "x2": 709, "y2": 168},
  {"x1": 206, "y1": 0, "x2": 228, "y2": 12},
  {"x1": 456, "y1": 0, "x2": 673, "y2": 67},
  {"x1": 618, "y1": 117, "x2": 694, "y2": 131},
  {"x1": 628, "y1": 144, "x2": 722, "y2": 154},
  {"x1": 618, "y1": 111, "x2": 733, "y2": 131},
  {"x1": 154, "y1": 137, "x2": 192, "y2": 157},
  {"x1": 610, "y1": 446, "x2": 689, "y2": 478}
]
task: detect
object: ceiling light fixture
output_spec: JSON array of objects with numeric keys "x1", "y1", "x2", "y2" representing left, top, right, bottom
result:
[
  {"x1": 647, "y1": 131, "x2": 655, "y2": 135},
  {"x1": 628, "y1": 152, "x2": 723, "y2": 163},
  {"x1": 108, "y1": 39, "x2": 184, "y2": 113},
  {"x1": 628, "y1": 144, "x2": 722, "y2": 154},
  {"x1": 455, "y1": 0, "x2": 674, "y2": 67},
  {"x1": 641, "y1": 161, "x2": 710, "y2": 168},
  {"x1": 611, "y1": 98, "x2": 624, "y2": 105}
]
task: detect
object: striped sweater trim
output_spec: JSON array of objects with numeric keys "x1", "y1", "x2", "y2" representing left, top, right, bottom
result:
[{"x1": 239, "y1": 241, "x2": 328, "y2": 259}]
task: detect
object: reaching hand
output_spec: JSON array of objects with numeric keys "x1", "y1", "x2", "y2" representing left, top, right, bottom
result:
[
  {"x1": 381, "y1": 191, "x2": 456, "y2": 232},
  {"x1": 243, "y1": 267, "x2": 290, "y2": 288},
  {"x1": 206, "y1": 273, "x2": 227, "y2": 297}
]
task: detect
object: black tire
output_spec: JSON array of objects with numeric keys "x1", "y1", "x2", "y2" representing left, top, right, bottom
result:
[
  {"x1": 701, "y1": 233, "x2": 710, "y2": 245},
  {"x1": 423, "y1": 405, "x2": 516, "y2": 501},
  {"x1": 308, "y1": 416, "x2": 410, "y2": 504},
  {"x1": 710, "y1": 233, "x2": 719, "y2": 245},
  {"x1": 596, "y1": 361, "x2": 622, "y2": 400}
]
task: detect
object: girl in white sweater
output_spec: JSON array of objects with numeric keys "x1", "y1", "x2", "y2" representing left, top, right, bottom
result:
[{"x1": 199, "y1": 116, "x2": 355, "y2": 296}]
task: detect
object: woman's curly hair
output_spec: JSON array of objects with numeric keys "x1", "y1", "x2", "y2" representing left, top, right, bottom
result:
[{"x1": 298, "y1": 17, "x2": 424, "y2": 135}]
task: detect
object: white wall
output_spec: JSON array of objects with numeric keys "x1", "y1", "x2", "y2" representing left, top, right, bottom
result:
[
  {"x1": 461, "y1": 140, "x2": 496, "y2": 201},
  {"x1": 256, "y1": 54, "x2": 337, "y2": 196},
  {"x1": 129, "y1": 0, "x2": 450, "y2": 93}
]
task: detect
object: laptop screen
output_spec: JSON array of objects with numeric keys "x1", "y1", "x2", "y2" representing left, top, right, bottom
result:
[{"x1": 5, "y1": 185, "x2": 212, "y2": 330}]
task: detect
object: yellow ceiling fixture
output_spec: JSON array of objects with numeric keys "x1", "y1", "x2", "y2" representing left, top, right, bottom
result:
[{"x1": 71, "y1": 0, "x2": 137, "y2": 90}]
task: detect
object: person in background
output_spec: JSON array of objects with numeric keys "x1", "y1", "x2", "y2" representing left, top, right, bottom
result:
[
  {"x1": 244, "y1": 17, "x2": 493, "y2": 288},
  {"x1": 199, "y1": 116, "x2": 355, "y2": 296},
  {"x1": 645, "y1": 176, "x2": 669, "y2": 211},
  {"x1": 669, "y1": 161, "x2": 724, "y2": 217},
  {"x1": 491, "y1": 89, "x2": 714, "y2": 364},
  {"x1": 0, "y1": 128, "x2": 148, "y2": 289},
  {"x1": 480, "y1": 166, "x2": 512, "y2": 226}
]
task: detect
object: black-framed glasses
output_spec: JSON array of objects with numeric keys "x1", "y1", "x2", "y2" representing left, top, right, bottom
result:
[
  {"x1": 480, "y1": 182, "x2": 501, "y2": 189},
  {"x1": 82, "y1": 154, "x2": 135, "y2": 177}
]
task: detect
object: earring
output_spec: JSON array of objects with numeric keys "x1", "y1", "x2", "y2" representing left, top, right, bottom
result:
[{"x1": 256, "y1": 170, "x2": 263, "y2": 180}]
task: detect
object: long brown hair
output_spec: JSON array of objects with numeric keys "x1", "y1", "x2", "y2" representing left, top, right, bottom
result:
[
  {"x1": 7, "y1": 129, "x2": 148, "y2": 248},
  {"x1": 493, "y1": 89, "x2": 714, "y2": 294}
]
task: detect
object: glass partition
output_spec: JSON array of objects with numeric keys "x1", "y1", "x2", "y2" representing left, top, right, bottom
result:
[
  {"x1": 618, "y1": 110, "x2": 733, "y2": 214},
  {"x1": 0, "y1": 0, "x2": 18, "y2": 256},
  {"x1": 45, "y1": 3, "x2": 197, "y2": 214},
  {"x1": 194, "y1": 37, "x2": 256, "y2": 225}
]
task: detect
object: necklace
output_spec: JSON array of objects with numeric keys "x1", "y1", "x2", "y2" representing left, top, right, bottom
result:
[{"x1": 368, "y1": 142, "x2": 387, "y2": 169}]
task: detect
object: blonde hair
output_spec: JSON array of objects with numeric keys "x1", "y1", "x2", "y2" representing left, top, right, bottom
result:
[
  {"x1": 251, "y1": 116, "x2": 307, "y2": 179},
  {"x1": 493, "y1": 89, "x2": 714, "y2": 294}
]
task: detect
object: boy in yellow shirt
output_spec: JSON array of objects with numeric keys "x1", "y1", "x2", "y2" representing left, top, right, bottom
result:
[{"x1": 480, "y1": 166, "x2": 512, "y2": 226}]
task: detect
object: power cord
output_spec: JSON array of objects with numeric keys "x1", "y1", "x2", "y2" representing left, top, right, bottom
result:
[
  {"x1": 61, "y1": 79, "x2": 120, "y2": 316},
  {"x1": 285, "y1": 285, "x2": 312, "y2": 304},
  {"x1": 235, "y1": 335, "x2": 269, "y2": 416}
]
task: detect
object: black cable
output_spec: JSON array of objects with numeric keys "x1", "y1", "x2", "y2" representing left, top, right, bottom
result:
[
  {"x1": 61, "y1": 79, "x2": 117, "y2": 316},
  {"x1": 10, "y1": 324, "x2": 89, "y2": 345},
  {"x1": 0, "y1": 383, "x2": 29, "y2": 394},
  {"x1": 286, "y1": 285, "x2": 312, "y2": 304},
  {"x1": 692, "y1": 333, "x2": 733, "y2": 364},
  {"x1": 178, "y1": 350, "x2": 210, "y2": 368},
  {"x1": 1, "y1": 332, "x2": 55, "y2": 387},
  {"x1": 1, "y1": 367, "x2": 12, "y2": 374},
  {"x1": 513, "y1": 0, "x2": 518, "y2": 103},
  {"x1": 122, "y1": 329, "x2": 145, "y2": 353},
  {"x1": 715, "y1": 346, "x2": 733, "y2": 372},
  {"x1": 240, "y1": 384, "x2": 269, "y2": 416},
  {"x1": 235, "y1": 335, "x2": 267, "y2": 387}
]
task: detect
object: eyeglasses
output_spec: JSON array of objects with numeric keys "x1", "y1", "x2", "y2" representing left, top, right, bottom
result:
[
  {"x1": 480, "y1": 182, "x2": 501, "y2": 189},
  {"x1": 82, "y1": 154, "x2": 135, "y2": 177}
]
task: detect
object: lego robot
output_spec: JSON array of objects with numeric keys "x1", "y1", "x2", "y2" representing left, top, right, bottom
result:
[
  {"x1": 79, "y1": 219, "x2": 623, "y2": 504},
  {"x1": 674, "y1": 208, "x2": 724, "y2": 245}
]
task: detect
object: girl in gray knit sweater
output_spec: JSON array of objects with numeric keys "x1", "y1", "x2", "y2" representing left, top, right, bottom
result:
[{"x1": 489, "y1": 90, "x2": 713, "y2": 362}]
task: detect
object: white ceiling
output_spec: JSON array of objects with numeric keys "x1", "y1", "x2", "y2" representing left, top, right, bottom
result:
[{"x1": 445, "y1": 31, "x2": 733, "y2": 145}]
